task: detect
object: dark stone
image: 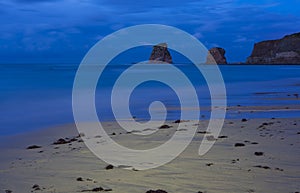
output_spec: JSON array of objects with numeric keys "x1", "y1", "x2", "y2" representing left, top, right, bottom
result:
[
  {"x1": 218, "y1": 135, "x2": 228, "y2": 139},
  {"x1": 174, "y1": 119, "x2": 181, "y2": 123},
  {"x1": 241, "y1": 118, "x2": 248, "y2": 122},
  {"x1": 197, "y1": 131, "x2": 210, "y2": 134},
  {"x1": 206, "y1": 163, "x2": 213, "y2": 166},
  {"x1": 234, "y1": 143, "x2": 245, "y2": 147},
  {"x1": 77, "y1": 177, "x2": 83, "y2": 181},
  {"x1": 275, "y1": 167, "x2": 284, "y2": 171},
  {"x1": 159, "y1": 125, "x2": 171, "y2": 129},
  {"x1": 146, "y1": 190, "x2": 168, "y2": 193},
  {"x1": 254, "y1": 165, "x2": 271, "y2": 169},
  {"x1": 105, "y1": 164, "x2": 114, "y2": 170},
  {"x1": 149, "y1": 43, "x2": 172, "y2": 64},
  {"x1": 52, "y1": 138, "x2": 68, "y2": 145},
  {"x1": 5, "y1": 190, "x2": 12, "y2": 193},
  {"x1": 26, "y1": 145, "x2": 42, "y2": 149},
  {"x1": 52, "y1": 136, "x2": 79, "y2": 145},
  {"x1": 254, "y1": 152, "x2": 264, "y2": 156},
  {"x1": 32, "y1": 184, "x2": 41, "y2": 191},
  {"x1": 81, "y1": 187, "x2": 112, "y2": 192},
  {"x1": 92, "y1": 187, "x2": 104, "y2": 192},
  {"x1": 206, "y1": 47, "x2": 227, "y2": 64}
]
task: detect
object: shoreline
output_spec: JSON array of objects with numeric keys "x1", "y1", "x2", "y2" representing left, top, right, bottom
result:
[{"x1": 1, "y1": 104, "x2": 300, "y2": 138}]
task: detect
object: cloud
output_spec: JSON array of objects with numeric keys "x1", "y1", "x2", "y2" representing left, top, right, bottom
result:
[{"x1": 0, "y1": 0, "x2": 300, "y2": 63}]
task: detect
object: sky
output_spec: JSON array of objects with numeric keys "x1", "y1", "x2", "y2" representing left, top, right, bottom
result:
[{"x1": 0, "y1": 0, "x2": 300, "y2": 64}]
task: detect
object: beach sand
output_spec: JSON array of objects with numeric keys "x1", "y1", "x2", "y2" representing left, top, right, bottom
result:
[{"x1": 0, "y1": 109, "x2": 299, "y2": 193}]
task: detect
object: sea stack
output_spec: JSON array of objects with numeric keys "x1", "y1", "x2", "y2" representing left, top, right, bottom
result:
[
  {"x1": 206, "y1": 47, "x2": 227, "y2": 64},
  {"x1": 149, "y1": 43, "x2": 173, "y2": 64},
  {"x1": 246, "y1": 32, "x2": 300, "y2": 64}
]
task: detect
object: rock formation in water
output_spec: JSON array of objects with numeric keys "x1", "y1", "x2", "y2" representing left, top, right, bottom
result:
[
  {"x1": 149, "y1": 43, "x2": 173, "y2": 64},
  {"x1": 206, "y1": 47, "x2": 227, "y2": 64},
  {"x1": 246, "y1": 32, "x2": 300, "y2": 64}
]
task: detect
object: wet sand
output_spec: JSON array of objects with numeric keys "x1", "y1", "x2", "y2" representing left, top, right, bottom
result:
[{"x1": 0, "y1": 113, "x2": 299, "y2": 192}]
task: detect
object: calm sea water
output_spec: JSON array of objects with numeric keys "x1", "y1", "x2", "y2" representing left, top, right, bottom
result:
[{"x1": 1, "y1": 64, "x2": 300, "y2": 135}]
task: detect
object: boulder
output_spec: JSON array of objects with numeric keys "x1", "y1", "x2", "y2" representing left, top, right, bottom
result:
[
  {"x1": 149, "y1": 43, "x2": 173, "y2": 64},
  {"x1": 246, "y1": 32, "x2": 300, "y2": 64}
]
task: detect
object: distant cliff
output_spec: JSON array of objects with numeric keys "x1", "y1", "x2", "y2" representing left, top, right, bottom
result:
[
  {"x1": 149, "y1": 43, "x2": 173, "y2": 64},
  {"x1": 206, "y1": 47, "x2": 227, "y2": 64},
  {"x1": 246, "y1": 32, "x2": 300, "y2": 64}
]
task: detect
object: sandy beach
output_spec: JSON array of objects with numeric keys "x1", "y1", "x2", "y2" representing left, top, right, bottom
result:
[
  {"x1": 1, "y1": 0, "x2": 300, "y2": 192},
  {"x1": 0, "y1": 106, "x2": 299, "y2": 193}
]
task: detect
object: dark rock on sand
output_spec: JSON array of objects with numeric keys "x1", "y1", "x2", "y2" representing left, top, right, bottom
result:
[
  {"x1": 234, "y1": 143, "x2": 245, "y2": 147},
  {"x1": 206, "y1": 47, "x2": 227, "y2": 64},
  {"x1": 146, "y1": 190, "x2": 168, "y2": 193},
  {"x1": 149, "y1": 43, "x2": 172, "y2": 64},
  {"x1": 197, "y1": 131, "x2": 210, "y2": 134},
  {"x1": 218, "y1": 135, "x2": 228, "y2": 139},
  {"x1": 52, "y1": 137, "x2": 78, "y2": 145},
  {"x1": 275, "y1": 167, "x2": 284, "y2": 171},
  {"x1": 105, "y1": 164, "x2": 114, "y2": 170},
  {"x1": 32, "y1": 184, "x2": 41, "y2": 191},
  {"x1": 231, "y1": 159, "x2": 240, "y2": 164},
  {"x1": 254, "y1": 165, "x2": 271, "y2": 169},
  {"x1": 26, "y1": 145, "x2": 42, "y2": 149},
  {"x1": 254, "y1": 152, "x2": 264, "y2": 156},
  {"x1": 246, "y1": 32, "x2": 300, "y2": 64},
  {"x1": 53, "y1": 138, "x2": 68, "y2": 145},
  {"x1": 77, "y1": 177, "x2": 84, "y2": 181},
  {"x1": 81, "y1": 187, "x2": 112, "y2": 192},
  {"x1": 241, "y1": 118, "x2": 248, "y2": 122},
  {"x1": 5, "y1": 190, "x2": 12, "y2": 193},
  {"x1": 159, "y1": 125, "x2": 172, "y2": 129},
  {"x1": 81, "y1": 187, "x2": 103, "y2": 192},
  {"x1": 174, "y1": 119, "x2": 181, "y2": 123}
]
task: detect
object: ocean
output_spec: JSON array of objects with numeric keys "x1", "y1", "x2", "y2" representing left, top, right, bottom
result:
[{"x1": 1, "y1": 64, "x2": 300, "y2": 135}]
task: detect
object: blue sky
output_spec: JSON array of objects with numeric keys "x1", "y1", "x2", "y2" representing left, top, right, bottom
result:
[{"x1": 0, "y1": 0, "x2": 299, "y2": 64}]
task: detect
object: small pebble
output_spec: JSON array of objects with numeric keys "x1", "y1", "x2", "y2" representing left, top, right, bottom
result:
[
  {"x1": 105, "y1": 164, "x2": 114, "y2": 170},
  {"x1": 159, "y1": 125, "x2": 171, "y2": 129},
  {"x1": 26, "y1": 145, "x2": 42, "y2": 149},
  {"x1": 234, "y1": 143, "x2": 245, "y2": 147},
  {"x1": 254, "y1": 152, "x2": 264, "y2": 156},
  {"x1": 77, "y1": 177, "x2": 83, "y2": 181}
]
